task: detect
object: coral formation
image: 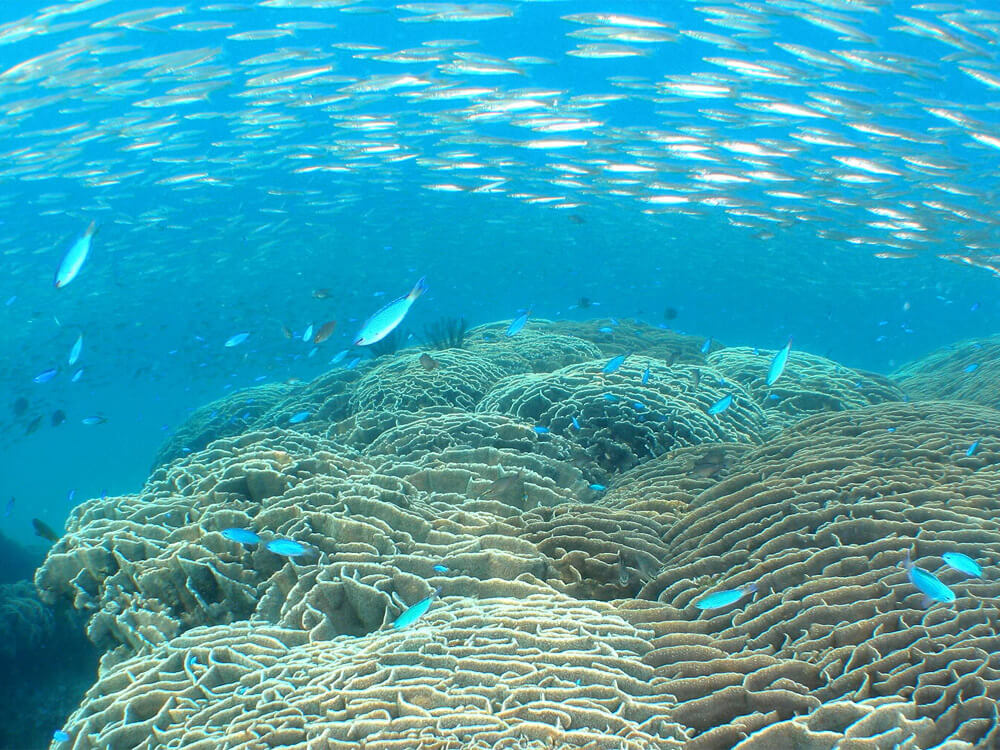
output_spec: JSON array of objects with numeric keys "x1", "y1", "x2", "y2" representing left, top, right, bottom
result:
[
  {"x1": 707, "y1": 346, "x2": 905, "y2": 427},
  {"x1": 478, "y1": 359, "x2": 767, "y2": 473},
  {"x1": 151, "y1": 382, "x2": 300, "y2": 469},
  {"x1": 44, "y1": 324, "x2": 1000, "y2": 750},
  {"x1": 892, "y1": 335, "x2": 1000, "y2": 406}
]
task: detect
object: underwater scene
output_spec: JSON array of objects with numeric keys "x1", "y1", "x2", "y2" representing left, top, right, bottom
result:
[{"x1": 4, "y1": 0, "x2": 1000, "y2": 748}]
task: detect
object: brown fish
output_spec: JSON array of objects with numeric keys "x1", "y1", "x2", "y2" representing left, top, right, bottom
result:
[
  {"x1": 25, "y1": 415, "x2": 42, "y2": 435},
  {"x1": 313, "y1": 320, "x2": 337, "y2": 344},
  {"x1": 312, "y1": 288, "x2": 331, "y2": 299},
  {"x1": 692, "y1": 368, "x2": 701, "y2": 389},
  {"x1": 281, "y1": 325, "x2": 293, "y2": 339},
  {"x1": 419, "y1": 353, "x2": 438, "y2": 371},
  {"x1": 478, "y1": 471, "x2": 525, "y2": 504},
  {"x1": 691, "y1": 447, "x2": 727, "y2": 478},
  {"x1": 32, "y1": 517, "x2": 59, "y2": 543}
]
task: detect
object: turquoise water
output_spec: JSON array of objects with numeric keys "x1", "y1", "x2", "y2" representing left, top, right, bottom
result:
[{"x1": 3, "y1": 1, "x2": 1000, "y2": 748}]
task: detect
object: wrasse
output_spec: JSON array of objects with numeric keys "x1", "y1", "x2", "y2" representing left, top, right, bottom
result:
[
  {"x1": 392, "y1": 587, "x2": 441, "y2": 629},
  {"x1": 602, "y1": 353, "x2": 627, "y2": 374},
  {"x1": 707, "y1": 394, "x2": 733, "y2": 415},
  {"x1": 54, "y1": 221, "x2": 96, "y2": 288},
  {"x1": 506, "y1": 307, "x2": 531, "y2": 337},
  {"x1": 354, "y1": 277, "x2": 427, "y2": 346},
  {"x1": 68, "y1": 333, "x2": 83, "y2": 365}
]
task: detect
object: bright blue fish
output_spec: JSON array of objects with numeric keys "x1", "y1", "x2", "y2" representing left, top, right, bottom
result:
[
  {"x1": 53, "y1": 730, "x2": 71, "y2": 742},
  {"x1": 392, "y1": 587, "x2": 441, "y2": 629},
  {"x1": 700, "y1": 337, "x2": 712, "y2": 354},
  {"x1": 571, "y1": 416, "x2": 581, "y2": 430},
  {"x1": 589, "y1": 483, "x2": 606, "y2": 491},
  {"x1": 222, "y1": 528, "x2": 260, "y2": 545},
  {"x1": 902, "y1": 551, "x2": 955, "y2": 604},
  {"x1": 533, "y1": 425, "x2": 549, "y2": 434},
  {"x1": 302, "y1": 324, "x2": 314, "y2": 343},
  {"x1": 81, "y1": 415, "x2": 106, "y2": 425},
  {"x1": 54, "y1": 221, "x2": 96, "y2": 288},
  {"x1": 267, "y1": 538, "x2": 309, "y2": 557},
  {"x1": 432, "y1": 563, "x2": 448, "y2": 573},
  {"x1": 964, "y1": 363, "x2": 979, "y2": 373},
  {"x1": 641, "y1": 366, "x2": 651, "y2": 385},
  {"x1": 354, "y1": 277, "x2": 427, "y2": 346},
  {"x1": 34, "y1": 368, "x2": 58, "y2": 384},
  {"x1": 71, "y1": 368, "x2": 83, "y2": 382},
  {"x1": 506, "y1": 308, "x2": 531, "y2": 337},
  {"x1": 330, "y1": 349, "x2": 349, "y2": 364},
  {"x1": 68, "y1": 333, "x2": 83, "y2": 366},
  {"x1": 602, "y1": 353, "x2": 627, "y2": 374},
  {"x1": 288, "y1": 411, "x2": 310, "y2": 424},
  {"x1": 942, "y1": 552, "x2": 983, "y2": 578},
  {"x1": 707, "y1": 394, "x2": 733, "y2": 415},
  {"x1": 766, "y1": 339, "x2": 792, "y2": 386},
  {"x1": 4, "y1": 497, "x2": 12, "y2": 517},
  {"x1": 225, "y1": 332, "x2": 250, "y2": 348},
  {"x1": 603, "y1": 393, "x2": 618, "y2": 402},
  {"x1": 633, "y1": 402, "x2": 645, "y2": 410},
  {"x1": 967, "y1": 441, "x2": 980, "y2": 457},
  {"x1": 694, "y1": 583, "x2": 757, "y2": 610}
]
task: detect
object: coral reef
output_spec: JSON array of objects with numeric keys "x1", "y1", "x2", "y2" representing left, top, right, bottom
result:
[
  {"x1": 43, "y1": 324, "x2": 1000, "y2": 750},
  {"x1": 892, "y1": 335, "x2": 1000, "y2": 406},
  {"x1": 707, "y1": 346, "x2": 905, "y2": 427},
  {"x1": 478, "y1": 358, "x2": 768, "y2": 473},
  {"x1": 151, "y1": 382, "x2": 300, "y2": 469}
]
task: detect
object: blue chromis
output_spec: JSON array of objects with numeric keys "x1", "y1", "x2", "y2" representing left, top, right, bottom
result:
[
  {"x1": 571, "y1": 416, "x2": 581, "y2": 430},
  {"x1": 966, "y1": 441, "x2": 980, "y2": 457},
  {"x1": 641, "y1": 366, "x2": 651, "y2": 385},
  {"x1": 392, "y1": 587, "x2": 441, "y2": 629},
  {"x1": 700, "y1": 337, "x2": 712, "y2": 354},
  {"x1": 68, "y1": 333, "x2": 83, "y2": 366},
  {"x1": 288, "y1": 411, "x2": 310, "y2": 424},
  {"x1": 707, "y1": 393, "x2": 733, "y2": 415},
  {"x1": 533, "y1": 425, "x2": 549, "y2": 434},
  {"x1": 53, "y1": 730, "x2": 71, "y2": 742},
  {"x1": 221, "y1": 528, "x2": 260, "y2": 545},
  {"x1": 267, "y1": 538, "x2": 310, "y2": 557},
  {"x1": 354, "y1": 276, "x2": 427, "y2": 346},
  {"x1": 902, "y1": 550, "x2": 955, "y2": 604},
  {"x1": 54, "y1": 221, "x2": 96, "y2": 289},
  {"x1": 33, "y1": 368, "x2": 58, "y2": 384},
  {"x1": 694, "y1": 582, "x2": 757, "y2": 610},
  {"x1": 766, "y1": 339, "x2": 792, "y2": 386},
  {"x1": 942, "y1": 551, "x2": 983, "y2": 578},
  {"x1": 506, "y1": 307, "x2": 531, "y2": 337},
  {"x1": 602, "y1": 353, "x2": 627, "y2": 374},
  {"x1": 225, "y1": 332, "x2": 250, "y2": 347},
  {"x1": 432, "y1": 563, "x2": 448, "y2": 573}
]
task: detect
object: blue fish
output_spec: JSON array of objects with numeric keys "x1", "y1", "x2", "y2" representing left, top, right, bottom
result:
[
  {"x1": 571, "y1": 416, "x2": 581, "y2": 430},
  {"x1": 533, "y1": 425, "x2": 549, "y2": 434},
  {"x1": 700, "y1": 337, "x2": 712, "y2": 354},
  {"x1": 54, "y1": 221, "x2": 96, "y2": 288},
  {"x1": 964, "y1": 363, "x2": 979, "y2": 373},
  {"x1": 432, "y1": 563, "x2": 448, "y2": 573},
  {"x1": 603, "y1": 393, "x2": 618, "y2": 402},
  {"x1": 71, "y1": 368, "x2": 83, "y2": 382},
  {"x1": 602, "y1": 353, "x2": 627, "y2": 374},
  {"x1": 942, "y1": 552, "x2": 983, "y2": 578},
  {"x1": 4, "y1": 497, "x2": 12, "y2": 516},
  {"x1": 766, "y1": 339, "x2": 792, "y2": 386},
  {"x1": 506, "y1": 308, "x2": 531, "y2": 337},
  {"x1": 221, "y1": 528, "x2": 260, "y2": 545},
  {"x1": 633, "y1": 402, "x2": 645, "y2": 411},
  {"x1": 392, "y1": 587, "x2": 441, "y2": 629},
  {"x1": 694, "y1": 583, "x2": 757, "y2": 610},
  {"x1": 302, "y1": 324, "x2": 314, "y2": 343},
  {"x1": 81, "y1": 415, "x2": 106, "y2": 425},
  {"x1": 34, "y1": 368, "x2": 58, "y2": 384},
  {"x1": 288, "y1": 411, "x2": 310, "y2": 424},
  {"x1": 902, "y1": 551, "x2": 955, "y2": 604},
  {"x1": 967, "y1": 441, "x2": 980, "y2": 457},
  {"x1": 53, "y1": 730, "x2": 71, "y2": 743},
  {"x1": 346, "y1": 356, "x2": 361, "y2": 370},
  {"x1": 589, "y1": 483, "x2": 606, "y2": 491},
  {"x1": 641, "y1": 366, "x2": 651, "y2": 385},
  {"x1": 354, "y1": 277, "x2": 427, "y2": 346},
  {"x1": 225, "y1": 332, "x2": 250, "y2": 348},
  {"x1": 707, "y1": 394, "x2": 733, "y2": 415},
  {"x1": 330, "y1": 349, "x2": 349, "y2": 364},
  {"x1": 267, "y1": 538, "x2": 309, "y2": 557},
  {"x1": 598, "y1": 326, "x2": 613, "y2": 333},
  {"x1": 68, "y1": 333, "x2": 83, "y2": 366}
]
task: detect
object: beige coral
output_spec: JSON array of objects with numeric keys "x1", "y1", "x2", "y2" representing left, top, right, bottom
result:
[{"x1": 892, "y1": 335, "x2": 1000, "y2": 406}]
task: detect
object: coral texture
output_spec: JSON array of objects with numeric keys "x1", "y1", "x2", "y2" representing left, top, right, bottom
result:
[{"x1": 892, "y1": 335, "x2": 1000, "y2": 406}]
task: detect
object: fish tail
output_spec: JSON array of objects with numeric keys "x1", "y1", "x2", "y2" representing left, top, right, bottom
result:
[{"x1": 408, "y1": 276, "x2": 428, "y2": 300}]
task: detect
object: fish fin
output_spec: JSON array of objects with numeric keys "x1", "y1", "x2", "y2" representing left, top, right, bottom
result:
[
  {"x1": 408, "y1": 276, "x2": 428, "y2": 300},
  {"x1": 920, "y1": 595, "x2": 933, "y2": 609}
]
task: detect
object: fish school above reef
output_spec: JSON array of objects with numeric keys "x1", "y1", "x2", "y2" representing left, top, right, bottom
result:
[{"x1": 35, "y1": 318, "x2": 1000, "y2": 749}]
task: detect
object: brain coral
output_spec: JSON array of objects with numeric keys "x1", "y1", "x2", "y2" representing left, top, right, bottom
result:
[
  {"x1": 635, "y1": 401, "x2": 1000, "y2": 748},
  {"x1": 478, "y1": 358, "x2": 768, "y2": 473},
  {"x1": 151, "y1": 381, "x2": 300, "y2": 469},
  {"x1": 473, "y1": 318, "x2": 717, "y2": 364},
  {"x1": 349, "y1": 348, "x2": 509, "y2": 413},
  {"x1": 892, "y1": 335, "x2": 1000, "y2": 406},
  {"x1": 707, "y1": 346, "x2": 904, "y2": 427},
  {"x1": 465, "y1": 326, "x2": 604, "y2": 373}
]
